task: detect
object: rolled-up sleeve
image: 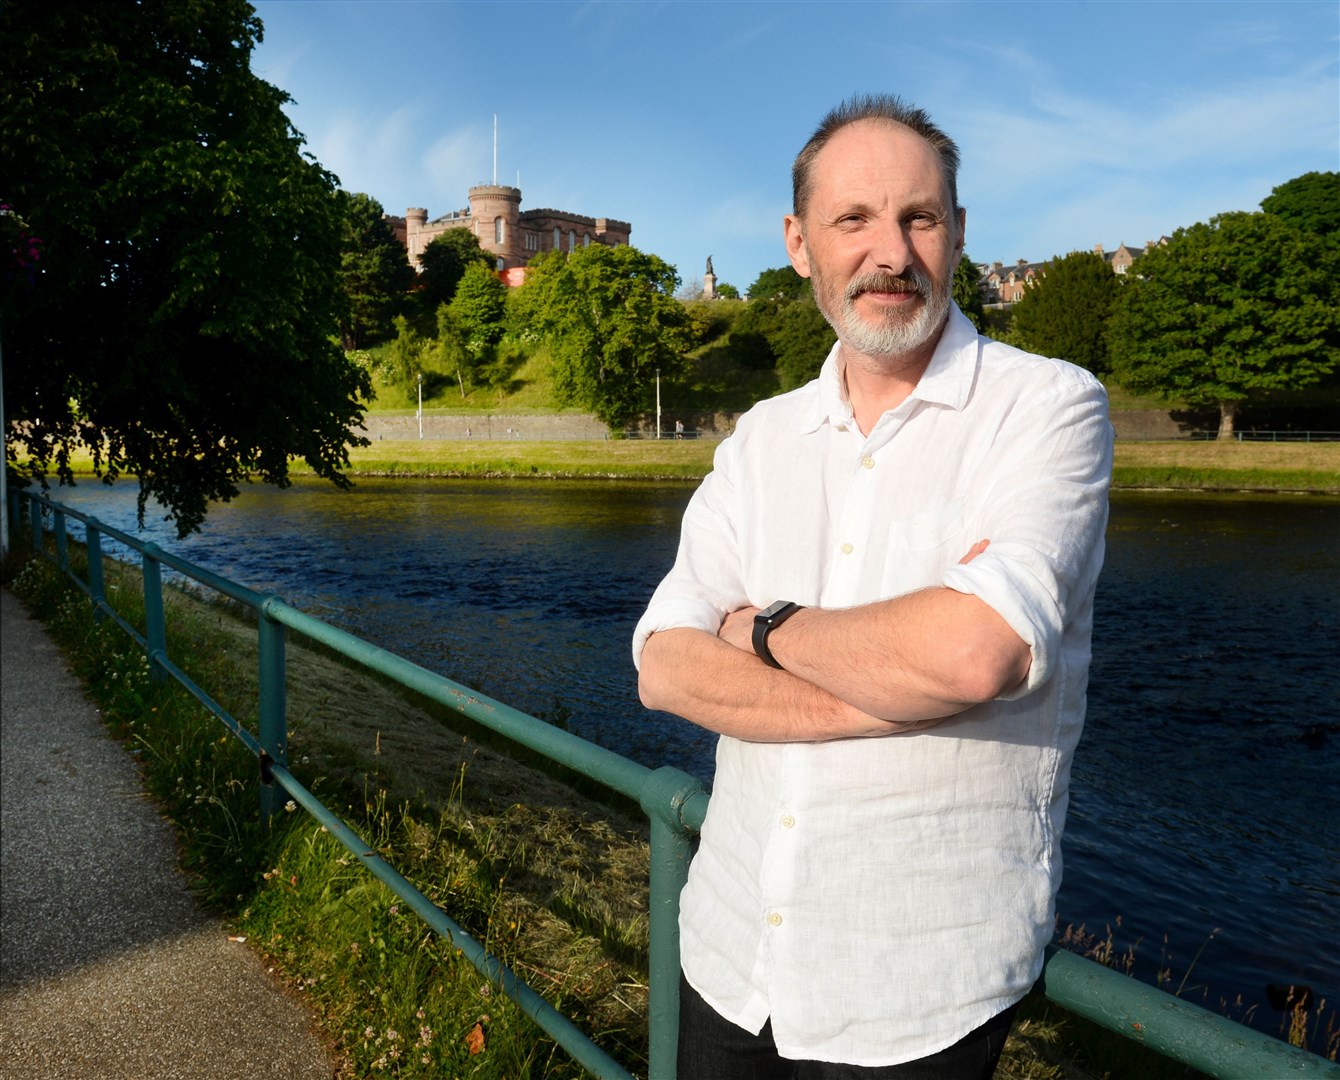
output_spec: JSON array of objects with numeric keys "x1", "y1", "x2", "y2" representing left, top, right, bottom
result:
[
  {"x1": 632, "y1": 437, "x2": 749, "y2": 670},
  {"x1": 941, "y1": 369, "x2": 1113, "y2": 697}
]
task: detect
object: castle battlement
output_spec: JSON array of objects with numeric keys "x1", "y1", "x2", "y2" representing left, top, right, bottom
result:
[{"x1": 397, "y1": 184, "x2": 631, "y2": 275}]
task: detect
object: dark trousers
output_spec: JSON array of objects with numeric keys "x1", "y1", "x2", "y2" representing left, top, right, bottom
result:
[{"x1": 676, "y1": 973, "x2": 1018, "y2": 1080}]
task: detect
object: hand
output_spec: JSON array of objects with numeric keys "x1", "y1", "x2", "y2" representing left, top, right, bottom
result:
[{"x1": 718, "y1": 605, "x2": 759, "y2": 653}]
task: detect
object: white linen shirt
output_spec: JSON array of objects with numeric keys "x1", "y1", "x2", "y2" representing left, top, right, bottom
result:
[{"x1": 632, "y1": 305, "x2": 1113, "y2": 1066}]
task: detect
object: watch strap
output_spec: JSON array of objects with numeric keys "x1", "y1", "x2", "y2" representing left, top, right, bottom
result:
[{"x1": 753, "y1": 601, "x2": 803, "y2": 669}]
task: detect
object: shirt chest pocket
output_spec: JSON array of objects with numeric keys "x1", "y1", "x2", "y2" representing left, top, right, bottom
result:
[{"x1": 881, "y1": 497, "x2": 966, "y2": 593}]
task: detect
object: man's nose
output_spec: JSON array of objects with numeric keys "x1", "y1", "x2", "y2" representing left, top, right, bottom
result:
[{"x1": 868, "y1": 219, "x2": 915, "y2": 275}]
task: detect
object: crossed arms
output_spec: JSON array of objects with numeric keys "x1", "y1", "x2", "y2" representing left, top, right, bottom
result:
[{"x1": 637, "y1": 542, "x2": 1033, "y2": 743}]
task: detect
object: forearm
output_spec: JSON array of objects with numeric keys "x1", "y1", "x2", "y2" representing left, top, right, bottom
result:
[
  {"x1": 760, "y1": 588, "x2": 1031, "y2": 722},
  {"x1": 638, "y1": 627, "x2": 927, "y2": 741}
]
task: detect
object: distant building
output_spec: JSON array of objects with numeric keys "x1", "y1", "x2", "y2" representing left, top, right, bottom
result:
[
  {"x1": 386, "y1": 185, "x2": 632, "y2": 277},
  {"x1": 978, "y1": 238, "x2": 1169, "y2": 306}
]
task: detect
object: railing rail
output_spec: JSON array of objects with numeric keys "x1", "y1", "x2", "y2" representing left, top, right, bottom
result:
[{"x1": 13, "y1": 489, "x2": 1337, "y2": 1080}]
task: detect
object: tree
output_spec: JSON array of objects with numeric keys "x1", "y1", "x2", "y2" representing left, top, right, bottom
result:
[
  {"x1": 1261, "y1": 172, "x2": 1340, "y2": 239},
  {"x1": 1108, "y1": 211, "x2": 1340, "y2": 437},
  {"x1": 952, "y1": 255, "x2": 985, "y2": 331},
  {"x1": 771, "y1": 298, "x2": 837, "y2": 390},
  {"x1": 1009, "y1": 250, "x2": 1119, "y2": 372},
  {"x1": 337, "y1": 191, "x2": 414, "y2": 350},
  {"x1": 0, "y1": 0, "x2": 371, "y2": 536},
  {"x1": 528, "y1": 245, "x2": 692, "y2": 429},
  {"x1": 416, "y1": 228, "x2": 491, "y2": 318},
  {"x1": 449, "y1": 262, "x2": 507, "y2": 353},
  {"x1": 748, "y1": 265, "x2": 808, "y2": 302},
  {"x1": 715, "y1": 282, "x2": 741, "y2": 300}
]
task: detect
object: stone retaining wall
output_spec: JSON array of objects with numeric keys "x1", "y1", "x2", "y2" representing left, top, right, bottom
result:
[{"x1": 360, "y1": 409, "x2": 1210, "y2": 442}]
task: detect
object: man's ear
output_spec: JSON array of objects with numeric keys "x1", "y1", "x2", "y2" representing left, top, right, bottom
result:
[
  {"x1": 954, "y1": 207, "x2": 967, "y2": 259},
  {"x1": 784, "y1": 214, "x2": 812, "y2": 278}
]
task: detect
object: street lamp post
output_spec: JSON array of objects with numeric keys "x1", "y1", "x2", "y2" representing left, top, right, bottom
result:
[
  {"x1": 656, "y1": 368, "x2": 661, "y2": 440},
  {"x1": 417, "y1": 373, "x2": 423, "y2": 440}
]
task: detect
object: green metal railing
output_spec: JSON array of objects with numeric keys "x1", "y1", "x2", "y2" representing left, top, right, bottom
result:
[{"x1": 12, "y1": 488, "x2": 1337, "y2": 1080}]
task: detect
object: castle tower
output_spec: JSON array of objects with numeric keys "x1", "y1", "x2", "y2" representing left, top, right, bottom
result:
[
  {"x1": 468, "y1": 185, "x2": 522, "y2": 269},
  {"x1": 405, "y1": 207, "x2": 429, "y2": 264}
]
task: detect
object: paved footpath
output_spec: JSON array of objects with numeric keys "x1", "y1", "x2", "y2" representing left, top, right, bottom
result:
[{"x1": 0, "y1": 587, "x2": 342, "y2": 1079}]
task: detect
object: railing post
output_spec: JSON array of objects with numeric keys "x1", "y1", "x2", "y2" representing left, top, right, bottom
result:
[
  {"x1": 5, "y1": 486, "x2": 17, "y2": 557},
  {"x1": 30, "y1": 495, "x2": 42, "y2": 551},
  {"x1": 54, "y1": 508, "x2": 69, "y2": 572},
  {"x1": 257, "y1": 597, "x2": 288, "y2": 823},
  {"x1": 639, "y1": 766, "x2": 709, "y2": 1080},
  {"x1": 86, "y1": 519, "x2": 107, "y2": 624},
  {"x1": 141, "y1": 544, "x2": 167, "y2": 682}
]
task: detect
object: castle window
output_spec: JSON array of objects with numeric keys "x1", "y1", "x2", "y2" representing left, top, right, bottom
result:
[
  {"x1": 525, "y1": 232, "x2": 538, "y2": 252},
  {"x1": 495, "y1": 217, "x2": 505, "y2": 245},
  {"x1": 568, "y1": 229, "x2": 577, "y2": 252},
  {"x1": 553, "y1": 226, "x2": 561, "y2": 250},
  {"x1": 583, "y1": 233, "x2": 591, "y2": 247}
]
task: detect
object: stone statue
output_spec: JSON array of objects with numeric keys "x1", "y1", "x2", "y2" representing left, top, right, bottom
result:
[{"x1": 706, "y1": 255, "x2": 714, "y2": 276}]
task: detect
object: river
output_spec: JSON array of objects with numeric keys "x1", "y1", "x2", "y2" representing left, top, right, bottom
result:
[{"x1": 31, "y1": 477, "x2": 1340, "y2": 1039}]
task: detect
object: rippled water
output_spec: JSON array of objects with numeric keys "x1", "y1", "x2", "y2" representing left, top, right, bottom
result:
[{"x1": 38, "y1": 478, "x2": 1340, "y2": 1033}]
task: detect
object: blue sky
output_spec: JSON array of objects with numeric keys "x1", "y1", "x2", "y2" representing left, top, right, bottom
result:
[{"x1": 252, "y1": 0, "x2": 1339, "y2": 294}]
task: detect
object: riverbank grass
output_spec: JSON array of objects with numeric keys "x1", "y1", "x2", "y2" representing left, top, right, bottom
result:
[{"x1": 24, "y1": 437, "x2": 1338, "y2": 493}]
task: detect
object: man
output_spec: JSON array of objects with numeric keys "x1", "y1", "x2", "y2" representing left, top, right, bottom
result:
[{"x1": 632, "y1": 94, "x2": 1112, "y2": 1078}]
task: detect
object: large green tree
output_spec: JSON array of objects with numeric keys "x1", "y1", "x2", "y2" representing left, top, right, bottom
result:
[
  {"x1": 1108, "y1": 211, "x2": 1340, "y2": 437},
  {"x1": 449, "y1": 262, "x2": 507, "y2": 353},
  {"x1": 338, "y1": 191, "x2": 414, "y2": 350},
  {"x1": 1009, "y1": 250, "x2": 1119, "y2": 372},
  {"x1": 952, "y1": 254, "x2": 985, "y2": 331},
  {"x1": 415, "y1": 228, "x2": 491, "y2": 320},
  {"x1": 747, "y1": 265, "x2": 808, "y2": 302},
  {"x1": 0, "y1": 0, "x2": 370, "y2": 536},
  {"x1": 526, "y1": 245, "x2": 692, "y2": 430},
  {"x1": 1260, "y1": 172, "x2": 1340, "y2": 238}
]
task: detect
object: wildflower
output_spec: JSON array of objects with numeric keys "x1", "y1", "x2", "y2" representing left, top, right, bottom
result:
[
  {"x1": 283, "y1": 800, "x2": 297, "y2": 813},
  {"x1": 363, "y1": 1026, "x2": 375, "y2": 1040},
  {"x1": 386, "y1": 1028, "x2": 399, "y2": 1043},
  {"x1": 418, "y1": 1024, "x2": 433, "y2": 1046}
]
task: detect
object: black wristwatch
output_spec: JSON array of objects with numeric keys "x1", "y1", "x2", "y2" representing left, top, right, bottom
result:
[{"x1": 752, "y1": 600, "x2": 803, "y2": 669}]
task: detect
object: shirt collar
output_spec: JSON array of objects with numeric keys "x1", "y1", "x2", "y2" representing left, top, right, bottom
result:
[{"x1": 801, "y1": 303, "x2": 981, "y2": 434}]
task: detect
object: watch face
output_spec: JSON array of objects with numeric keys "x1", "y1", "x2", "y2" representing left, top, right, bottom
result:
[{"x1": 758, "y1": 600, "x2": 792, "y2": 622}]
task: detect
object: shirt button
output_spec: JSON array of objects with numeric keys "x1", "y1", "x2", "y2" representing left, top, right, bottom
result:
[
  {"x1": 781, "y1": 814, "x2": 795, "y2": 829},
  {"x1": 767, "y1": 912, "x2": 783, "y2": 927},
  {"x1": 861, "y1": 456, "x2": 875, "y2": 469},
  {"x1": 841, "y1": 542, "x2": 853, "y2": 555}
]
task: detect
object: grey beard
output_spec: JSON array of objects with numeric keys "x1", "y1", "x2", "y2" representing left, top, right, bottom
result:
[{"x1": 822, "y1": 268, "x2": 950, "y2": 361}]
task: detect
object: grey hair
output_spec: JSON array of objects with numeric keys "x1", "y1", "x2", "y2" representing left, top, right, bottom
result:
[{"x1": 791, "y1": 94, "x2": 961, "y2": 217}]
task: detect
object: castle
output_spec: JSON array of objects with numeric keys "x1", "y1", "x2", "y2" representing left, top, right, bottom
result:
[{"x1": 386, "y1": 185, "x2": 632, "y2": 282}]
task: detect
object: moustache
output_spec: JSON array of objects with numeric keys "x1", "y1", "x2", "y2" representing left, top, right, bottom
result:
[{"x1": 844, "y1": 270, "x2": 932, "y2": 303}]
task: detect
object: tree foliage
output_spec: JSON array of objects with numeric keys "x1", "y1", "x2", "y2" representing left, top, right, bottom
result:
[
  {"x1": 522, "y1": 245, "x2": 691, "y2": 430},
  {"x1": 415, "y1": 228, "x2": 491, "y2": 319},
  {"x1": 1260, "y1": 172, "x2": 1340, "y2": 239},
  {"x1": 952, "y1": 255, "x2": 985, "y2": 331},
  {"x1": 0, "y1": 0, "x2": 370, "y2": 536},
  {"x1": 337, "y1": 191, "x2": 414, "y2": 350},
  {"x1": 449, "y1": 262, "x2": 507, "y2": 353},
  {"x1": 1009, "y1": 250, "x2": 1119, "y2": 372},
  {"x1": 1108, "y1": 211, "x2": 1340, "y2": 436},
  {"x1": 747, "y1": 265, "x2": 808, "y2": 302}
]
